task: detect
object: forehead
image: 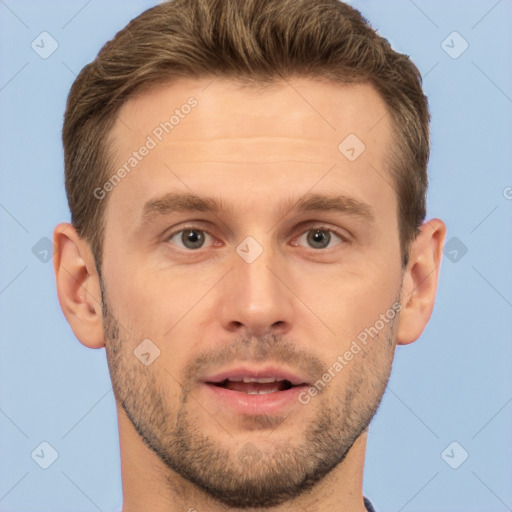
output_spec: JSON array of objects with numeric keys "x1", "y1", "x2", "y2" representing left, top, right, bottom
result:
[
  {"x1": 105, "y1": 77, "x2": 395, "y2": 224},
  {"x1": 113, "y1": 77, "x2": 390, "y2": 146}
]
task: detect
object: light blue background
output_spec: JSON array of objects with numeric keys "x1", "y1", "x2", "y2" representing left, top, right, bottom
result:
[{"x1": 1, "y1": 1, "x2": 511, "y2": 511}]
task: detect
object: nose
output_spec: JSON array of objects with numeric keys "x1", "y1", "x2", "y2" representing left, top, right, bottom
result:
[{"x1": 218, "y1": 238, "x2": 295, "y2": 339}]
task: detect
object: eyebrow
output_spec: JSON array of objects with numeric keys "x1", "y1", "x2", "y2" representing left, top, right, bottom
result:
[{"x1": 140, "y1": 191, "x2": 375, "y2": 226}]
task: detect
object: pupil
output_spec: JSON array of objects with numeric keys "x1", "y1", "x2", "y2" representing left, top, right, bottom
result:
[
  {"x1": 182, "y1": 229, "x2": 205, "y2": 249},
  {"x1": 308, "y1": 229, "x2": 330, "y2": 249}
]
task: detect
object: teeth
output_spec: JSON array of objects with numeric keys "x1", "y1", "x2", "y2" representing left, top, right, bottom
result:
[
  {"x1": 241, "y1": 377, "x2": 281, "y2": 383},
  {"x1": 245, "y1": 389, "x2": 278, "y2": 395},
  {"x1": 242, "y1": 377, "x2": 260, "y2": 383}
]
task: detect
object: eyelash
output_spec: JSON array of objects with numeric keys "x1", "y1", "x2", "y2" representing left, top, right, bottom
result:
[{"x1": 165, "y1": 224, "x2": 347, "y2": 251}]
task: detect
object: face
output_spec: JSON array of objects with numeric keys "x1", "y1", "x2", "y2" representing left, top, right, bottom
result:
[{"x1": 101, "y1": 77, "x2": 403, "y2": 508}]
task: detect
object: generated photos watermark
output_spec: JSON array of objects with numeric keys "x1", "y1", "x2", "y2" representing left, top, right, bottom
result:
[
  {"x1": 298, "y1": 301, "x2": 402, "y2": 405},
  {"x1": 93, "y1": 96, "x2": 198, "y2": 200}
]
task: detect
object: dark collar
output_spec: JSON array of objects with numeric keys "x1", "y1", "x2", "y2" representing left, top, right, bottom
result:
[{"x1": 364, "y1": 496, "x2": 376, "y2": 512}]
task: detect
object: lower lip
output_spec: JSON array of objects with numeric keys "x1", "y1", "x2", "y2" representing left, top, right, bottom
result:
[{"x1": 201, "y1": 383, "x2": 308, "y2": 415}]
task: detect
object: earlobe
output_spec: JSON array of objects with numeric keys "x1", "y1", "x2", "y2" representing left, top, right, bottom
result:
[
  {"x1": 396, "y1": 218, "x2": 446, "y2": 345},
  {"x1": 53, "y1": 223, "x2": 105, "y2": 349}
]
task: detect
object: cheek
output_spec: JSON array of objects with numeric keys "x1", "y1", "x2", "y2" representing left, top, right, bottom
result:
[
  {"x1": 292, "y1": 261, "x2": 402, "y2": 344},
  {"x1": 102, "y1": 250, "x2": 200, "y2": 328},
  {"x1": 101, "y1": 260, "x2": 222, "y2": 377},
  {"x1": 331, "y1": 309, "x2": 396, "y2": 395}
]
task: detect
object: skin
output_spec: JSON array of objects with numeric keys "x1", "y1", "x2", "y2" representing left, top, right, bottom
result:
[{"x1": 53, "y1": 77, "x2": 446, "y2": 512}]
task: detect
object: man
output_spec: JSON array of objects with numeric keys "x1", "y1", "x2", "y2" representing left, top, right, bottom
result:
[{"x1": 53, "y1": 0, "x2": 446, "y2": 510}]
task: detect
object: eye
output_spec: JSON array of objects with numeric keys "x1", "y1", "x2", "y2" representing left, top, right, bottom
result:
[
  {"x1": 293, "y1": 227, "x2": 344, "y2": 250},
  {"x1": 167, "y1": 227, "x2": 215, "y2": 250}
]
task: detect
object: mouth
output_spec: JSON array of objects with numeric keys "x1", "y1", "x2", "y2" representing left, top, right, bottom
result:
[
  {"x1": 208, "y1": 377, "x2": 299, "y2": 394},
  {"x1": 200, "y1": 366, "x2": 312, "y2": 415},
  {"x1": 202, "y1": 366, "x2": 310, "y2": 395}
]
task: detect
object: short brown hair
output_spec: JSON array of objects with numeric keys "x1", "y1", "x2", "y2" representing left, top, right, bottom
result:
[{"x1": 63, "y1": 0, "x2": 429, "y2": 269}]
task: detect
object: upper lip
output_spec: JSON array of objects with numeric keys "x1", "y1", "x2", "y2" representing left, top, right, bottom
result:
[{"x1": 202, "y1": 365, "x2": 311, "y2": 386}]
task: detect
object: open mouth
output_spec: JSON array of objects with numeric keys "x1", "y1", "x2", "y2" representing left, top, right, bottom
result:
[
  {"x1": 202, "y1": 369, "x2": 311, "y2": 413},
  {"x1": 208, "y1": 378, "x2": 300, "y2": 395}
]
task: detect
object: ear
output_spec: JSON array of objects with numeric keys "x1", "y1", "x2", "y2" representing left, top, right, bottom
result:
[
  {"x1": 396, "y1": 218, "x2": 446, "y2": 345},
  {"x1": 53, "y1": 223, "x2": 105, "y2": 349}
]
